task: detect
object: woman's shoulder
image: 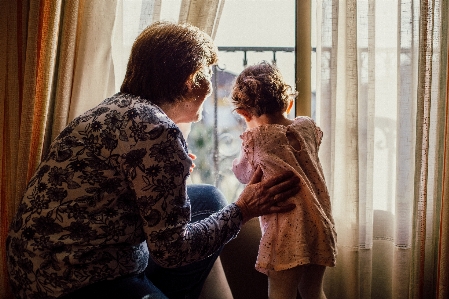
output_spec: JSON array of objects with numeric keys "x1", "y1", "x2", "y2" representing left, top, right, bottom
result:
[{"x1": 107, "y1": 93, "x2": 175, "y2": 126}]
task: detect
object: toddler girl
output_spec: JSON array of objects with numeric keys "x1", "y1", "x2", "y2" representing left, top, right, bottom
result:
[{"x1": 231, "y1": 62, "x2": 337, "y2": 299}]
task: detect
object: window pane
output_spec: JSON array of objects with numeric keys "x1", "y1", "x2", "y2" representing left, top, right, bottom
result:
[{"x1": 188, "y1": 0, "x2": 296, "y2": 203}]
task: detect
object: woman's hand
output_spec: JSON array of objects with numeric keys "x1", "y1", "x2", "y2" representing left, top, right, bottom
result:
[
  {"x1": 188, "y1": 153, "x2": 196, "y2": 173},
  {"x1": 235, "y1": 167, "x2": 300, "y2": 224}
]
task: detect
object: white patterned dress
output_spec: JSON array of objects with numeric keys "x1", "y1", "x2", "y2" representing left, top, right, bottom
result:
[{"x1": 232, "y1": 117, "x2": 337, "y2": 274}]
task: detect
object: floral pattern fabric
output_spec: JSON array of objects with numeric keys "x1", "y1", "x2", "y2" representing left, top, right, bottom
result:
[
  {"x1": 232, "y1": 117, "x2": 337, "y2": 274},
  {"x1": 6, "y1": 92, "x2": 242, "y2": 299}
]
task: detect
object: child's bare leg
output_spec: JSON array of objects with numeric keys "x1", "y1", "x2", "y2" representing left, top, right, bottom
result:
[
  {"x1": 298, "y1": 264, "x2": 327, "y2": 299},
  {"x1": 268, "y1": 267, "x2": 303, "y2": 299}
]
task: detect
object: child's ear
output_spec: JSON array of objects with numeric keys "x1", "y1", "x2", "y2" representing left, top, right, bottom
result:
[
  {"x1": 236, "y1": 108, "x2": 252, "y2": 122},
  {"x1": 286, "y1": 99, "x2": 294, "y2": 114}
]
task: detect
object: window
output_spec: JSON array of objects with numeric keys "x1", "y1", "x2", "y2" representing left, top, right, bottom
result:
[{"x1": 187, "y1": 0, "x2": 298, "y2": 202}]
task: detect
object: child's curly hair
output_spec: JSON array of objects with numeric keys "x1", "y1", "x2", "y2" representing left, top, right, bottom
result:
[{"x1": 231, "y1": 61, "x2": 295, "y2": 117}]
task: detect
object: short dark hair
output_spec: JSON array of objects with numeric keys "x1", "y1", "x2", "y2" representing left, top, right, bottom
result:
[
  {"x1": 231, "y1": 61, "x2": 294, "y2": 117},
  {"x1": 120, "y1": 21, "x2": 218, "y2": 106}
]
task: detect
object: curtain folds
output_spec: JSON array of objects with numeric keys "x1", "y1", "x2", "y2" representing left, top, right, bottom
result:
[
  {"x1": 317, "y1": 0, "x2": 448, "y2": 298},
  {"x1": 437, "y1": 3, "x2": 449, "y2": 295},
  {"x1": 179, "y1": 0, "x2": 225, "y2": 39},
  {"x1": 411, "y1": 0, "x2": 437, "y2": 297},
  {"x1": 48, "y1": 0, "x2": 80, "y2": 142},
  {"x1": 0, "y1": 1, "x2": 67, "y2": 297},
  {"x1": 0, "y1": 0, "x2": 102, "y2": 297},
  {"x1": 67, "y1": 0, "x2": 118, "y2": 121}
]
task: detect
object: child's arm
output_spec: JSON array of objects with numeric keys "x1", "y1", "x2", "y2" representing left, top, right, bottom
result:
[
  {"x1": 232, "y1": 155, "x2": 254, "y2": 184},
  {"x1": 309, "y1": 117, "x2": 323, "y2": 150},
  {"x1": 232, "y1": 138, "x2": 255, "y2": 184}
]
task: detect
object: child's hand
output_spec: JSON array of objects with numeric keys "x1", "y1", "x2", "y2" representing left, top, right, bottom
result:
[{"x1": 188, "y1": 153, "x2": 196, "y2": 173}]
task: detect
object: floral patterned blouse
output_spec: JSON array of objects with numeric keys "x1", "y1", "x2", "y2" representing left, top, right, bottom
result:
[{"x1": 6, "y1": 92, "x2": 242, "y2": 299}]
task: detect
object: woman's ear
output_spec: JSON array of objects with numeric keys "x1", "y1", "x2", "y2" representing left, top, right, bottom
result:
[
  {"x1": 236, "y1": 108, "x2": 252, "y2": 122},
  {"x1": 286, "y1": 99, "x2": 294, "y2": 114},
  {"x1": 185, "y1": 73, "x2": 196, "y2": 91}
]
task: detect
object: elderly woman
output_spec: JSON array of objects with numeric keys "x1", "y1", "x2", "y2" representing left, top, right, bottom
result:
[{"x1": 6, "y1": 22, "x2": 299, "y2": 299}]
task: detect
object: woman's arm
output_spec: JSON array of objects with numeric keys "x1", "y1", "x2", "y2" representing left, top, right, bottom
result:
[{"x1": 123, "y1": 118, "x2": 241, "y2": 267}]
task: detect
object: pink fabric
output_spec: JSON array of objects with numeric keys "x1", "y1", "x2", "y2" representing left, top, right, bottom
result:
[{"x1": 232, "y1": 116, "x2": 337, "y2": 274}]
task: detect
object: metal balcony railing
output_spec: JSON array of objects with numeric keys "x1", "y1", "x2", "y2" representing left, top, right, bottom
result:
[{"x1": 218, "y1": 46, "x2": 295, "y2": 66}]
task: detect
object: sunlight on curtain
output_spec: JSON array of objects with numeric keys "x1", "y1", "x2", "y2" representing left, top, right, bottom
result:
[
  {"x1": 0, "y1": 1, "x2": 81, "y2": 297},
  {"x1": 315, "y1": 0, "x2": 447, "y2": 298},
  {"x1": 438, "y1": 34, "x2": 449, "y2": 297},
  {"x1": 1, "y1": 2, "x2": 65, "y2": 297},
  {"x1": 67, "y1": 0, "x2": 118, "y2": 120},
  {"x1": 48, "y1": 0, "x2": 80, "y2": 142},
  {"x1": 437, "y1": 4, "x2": 449, "y2": 294}
]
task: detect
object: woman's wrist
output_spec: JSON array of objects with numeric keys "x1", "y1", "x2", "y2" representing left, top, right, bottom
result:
[{"x1": 234, "y1": 200, "x2": 251, "y2": 224}]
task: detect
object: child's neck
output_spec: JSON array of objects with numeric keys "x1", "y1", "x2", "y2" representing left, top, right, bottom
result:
[{"x1": 246, "y1": 112, "x2": 293, "y2": 130}]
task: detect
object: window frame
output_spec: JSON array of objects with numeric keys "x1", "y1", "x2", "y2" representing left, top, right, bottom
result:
[{"x1": 295, "y1": 0, "x2": 312, "y2": 117}]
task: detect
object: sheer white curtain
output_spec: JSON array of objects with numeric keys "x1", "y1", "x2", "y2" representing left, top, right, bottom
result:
[{"x1": 315, "y1": 0, "x2": 447, "y2": 298}]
